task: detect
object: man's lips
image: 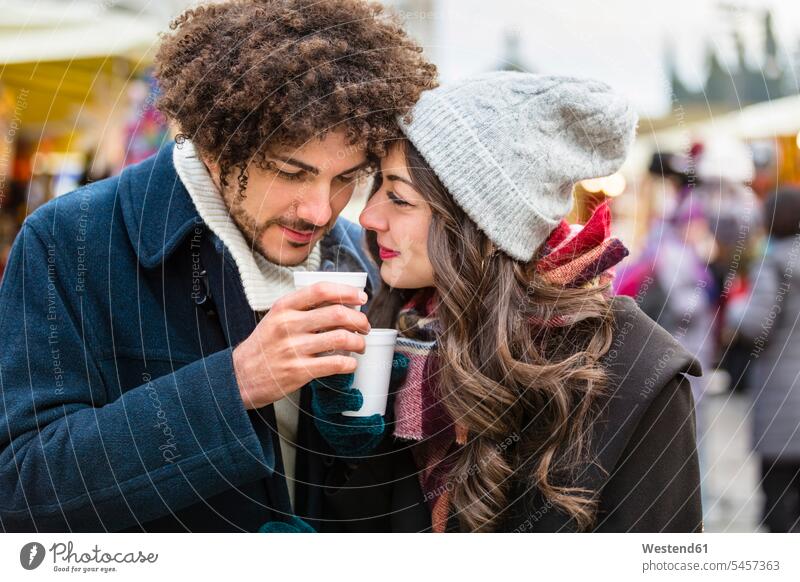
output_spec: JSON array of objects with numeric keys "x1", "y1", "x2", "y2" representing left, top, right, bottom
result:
[
  {"x1": 280, "y1": 225, "x2": 315, "y2": 244},
  {"x1": 378, "y1": 245, "x2": 400, "y2": 260}
]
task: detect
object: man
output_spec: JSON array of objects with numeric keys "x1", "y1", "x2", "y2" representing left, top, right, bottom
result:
[{"x1": 0, "y1": 0, "x2": 436, "y2": 532}]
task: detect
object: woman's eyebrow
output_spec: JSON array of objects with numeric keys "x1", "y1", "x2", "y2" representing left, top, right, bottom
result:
[{"x1": 386, "y1": 174, "x2": 416, "y2": 189}]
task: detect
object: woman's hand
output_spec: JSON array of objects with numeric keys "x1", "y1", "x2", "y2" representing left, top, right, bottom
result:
[
  {"x1": 310, "y1": 372, "x2": 385, "y2": 456},
  {"x1": 258, "y1": 515, "x2": 315, "y2": 533},
  {"x1": 311, "y1": 352, "x2": 410, "y2": 456}
]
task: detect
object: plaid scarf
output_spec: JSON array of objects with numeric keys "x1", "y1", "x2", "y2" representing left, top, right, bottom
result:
[
  {"x1": 536, "y1": 202, "x2": 628, "y2": 287},
  {"x1": 392, "y1": 201, "x2": 628, "y2": 532},
  {"x1": 392, "y1": 289, "x2": 462, "y2": 532}
]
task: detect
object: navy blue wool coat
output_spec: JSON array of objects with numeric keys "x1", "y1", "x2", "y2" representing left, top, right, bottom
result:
[{"x1": 0, "y1": 142, "x2": 378, "y2": 532}]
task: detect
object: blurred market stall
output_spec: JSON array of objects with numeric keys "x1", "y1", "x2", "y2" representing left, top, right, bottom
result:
[{"x1": 0, "y1": 1, "x2": 170, "y2": 276}]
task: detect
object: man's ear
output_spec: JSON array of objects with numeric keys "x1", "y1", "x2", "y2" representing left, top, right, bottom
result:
[
  {"x1": 197, "y1": 150, "x2": 223, "y2": 190},
  {"x1": 197, "y1": 150, "x2": 218, "y2": 174}
]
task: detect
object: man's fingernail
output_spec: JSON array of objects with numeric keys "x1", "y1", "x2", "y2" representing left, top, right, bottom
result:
[{"x1": 359, "y1": 291, "x2": 368, "y2": 303}]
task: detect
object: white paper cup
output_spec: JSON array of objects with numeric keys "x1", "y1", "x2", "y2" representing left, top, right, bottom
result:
[
  {"x1": 342, "y1": 329, "x2": 399, "y2": 417},
  {"x1": 292, "y1": 271, "x2": 368, "y2": 311},
  {"x1": 293, "y1": 271, "x2": 370, "y2": 357}
]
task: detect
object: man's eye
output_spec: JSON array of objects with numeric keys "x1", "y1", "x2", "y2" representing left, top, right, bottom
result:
[
  {"x1": 338, "y1": 167, "x2": 371, "y2": 183},
  {"x1": 278, "y1": 170, "x2": 305, "y2": 181}
]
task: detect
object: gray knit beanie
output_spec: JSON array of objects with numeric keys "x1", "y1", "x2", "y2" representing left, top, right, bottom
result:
[{"x1": 399, "y1": 71, "x2": 638, "y2": 262}]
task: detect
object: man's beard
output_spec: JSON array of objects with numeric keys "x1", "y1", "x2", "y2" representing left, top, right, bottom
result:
[{"x1": 225, "y1": 200, "x2": 331, "y2": 267}]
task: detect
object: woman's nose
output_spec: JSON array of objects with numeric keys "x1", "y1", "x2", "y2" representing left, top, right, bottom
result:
[{"x1": 359, "y1": 196, "x2": 387, "y2": 232}]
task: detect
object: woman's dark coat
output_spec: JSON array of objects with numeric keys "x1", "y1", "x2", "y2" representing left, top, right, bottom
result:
[{"x1": 322, "y1": 295, "x2": 704, "y2": 532}]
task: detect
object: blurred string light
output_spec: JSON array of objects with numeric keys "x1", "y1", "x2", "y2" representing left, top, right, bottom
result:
[{"x1": 580, "y1": 172, "x2": 626, "y2": 197}]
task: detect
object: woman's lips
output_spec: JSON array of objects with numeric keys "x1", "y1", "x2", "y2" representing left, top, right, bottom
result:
[
  {"x1": 378, "y1": 245, "x2": 400, "y2": 260},
  {"x1": 280, "y1": 225, "x2": 315, "y2": 244}
]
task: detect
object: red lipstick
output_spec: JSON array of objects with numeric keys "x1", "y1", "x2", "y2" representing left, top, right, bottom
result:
[{"x1": 378, "y1": 245, "x2": 400, "y2": 260}]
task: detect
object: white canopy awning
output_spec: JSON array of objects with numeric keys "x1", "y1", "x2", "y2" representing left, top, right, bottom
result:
[
  {"x1": 640, "y1": 94, "x2": 800, "y2": 152},
  {"x1": 0, "y1": 1, "x2": 163, "y2": 64}
]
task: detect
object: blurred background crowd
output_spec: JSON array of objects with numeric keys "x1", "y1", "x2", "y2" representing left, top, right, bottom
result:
[{"x1": 2, "y1": 0, "x2": 800, "y2": 532}]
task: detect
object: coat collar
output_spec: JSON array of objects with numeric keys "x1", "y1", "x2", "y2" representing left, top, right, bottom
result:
[
  {"x1": 119, "y1": 141, "x2": 378, "y2": 295},
  {"x1": 119, "y1": 141, "x2": 200, "y2": 269}
]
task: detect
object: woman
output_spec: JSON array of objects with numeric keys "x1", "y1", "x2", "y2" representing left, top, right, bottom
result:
[
  {"x1": 726, "y1": 188, "x2": 800, "y2": 532},
  {"x1": 316, "y1": 72, "x2": 703, "y2": 533}
]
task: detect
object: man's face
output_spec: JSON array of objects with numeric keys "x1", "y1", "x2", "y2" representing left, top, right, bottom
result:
[{"x1": 205, "y1": 130, "x2": 370, "y2": 266}]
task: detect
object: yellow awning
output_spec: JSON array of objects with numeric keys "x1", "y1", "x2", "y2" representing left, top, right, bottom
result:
[{"x1": 0, "y1": 1, "x2": 161, "y2": 132}]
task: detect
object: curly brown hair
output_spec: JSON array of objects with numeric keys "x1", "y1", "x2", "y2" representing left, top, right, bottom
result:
[{"x1": 154, "y1": 0, "x2": 437, "y2": 192}]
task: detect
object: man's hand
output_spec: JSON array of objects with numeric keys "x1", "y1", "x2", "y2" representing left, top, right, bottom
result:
[{"x1": 233, "y1": 282, "x2": 370, "y2": 410}]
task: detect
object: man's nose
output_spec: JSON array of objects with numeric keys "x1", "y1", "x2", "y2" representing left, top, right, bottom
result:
[{"x1": 296, "y1": 183, "x2": 332, "y2": 227}]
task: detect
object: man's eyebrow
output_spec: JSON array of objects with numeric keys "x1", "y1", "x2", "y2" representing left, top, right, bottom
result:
[
  {"x1": 266, "y1": 157, "x2": 371, "y2": 177},
  {"x1": 338, "y1": 160, "x2": 372, "y2": 177},
  {"x1": 268, "y1": 155, "x2": 320, "y2": 175}
]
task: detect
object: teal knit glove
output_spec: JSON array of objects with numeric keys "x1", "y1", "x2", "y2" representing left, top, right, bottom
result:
[
  {"x1": 311, "y1": 352, "x2": 410, "y2": 457},
  {"x1": 310, "y1": 373, "x2": 383, "y2": 456},
  {"x1": 258, "y1": 515, "x2": 316, "y2": 533},
  {"x1": 389, "y1": 352, "x2": 411, "y2": 387}
]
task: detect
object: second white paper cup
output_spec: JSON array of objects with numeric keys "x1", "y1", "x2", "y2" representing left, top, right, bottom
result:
[{"x1": 342, "y1": 328, "x2": 399, "y2": 417}]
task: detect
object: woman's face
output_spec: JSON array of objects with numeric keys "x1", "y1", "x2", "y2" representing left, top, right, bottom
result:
[{"x1": 359, "y1": 144, "x2": 435, "y2": 289}]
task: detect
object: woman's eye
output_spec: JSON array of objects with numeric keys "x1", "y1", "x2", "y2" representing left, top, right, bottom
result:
[{"x1": 387, "y1": 190, "x2": 411, "y2": 207}]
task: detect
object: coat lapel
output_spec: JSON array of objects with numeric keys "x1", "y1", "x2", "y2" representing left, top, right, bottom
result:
[
  {"x1": 124, "y1": 141, "x2": 382, "y2": 524},
  {"x1": 119, "y1": 141, "x2": 200, "y2": 270},
  {"x1": 199, "y1": 230, "x2": 294, "y2": 516},
  {"x1": 501, "y1": 295, "x2": 703, "y2": 532},
  {"x1": 198, "y1": 224, "x2": 380, "y2": 524}
]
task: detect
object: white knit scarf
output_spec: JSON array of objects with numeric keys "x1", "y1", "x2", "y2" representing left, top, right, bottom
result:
[{"x1": 172, "y1": 139, "x2": 321, "y2": 312}]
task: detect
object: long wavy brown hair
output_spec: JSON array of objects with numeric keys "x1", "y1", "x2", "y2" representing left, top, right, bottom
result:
[{"x1": 367, "y1": 140, "x2": 616, "y2": 531}]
